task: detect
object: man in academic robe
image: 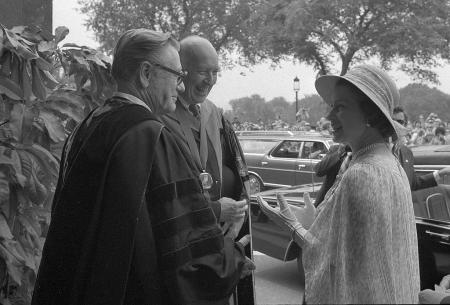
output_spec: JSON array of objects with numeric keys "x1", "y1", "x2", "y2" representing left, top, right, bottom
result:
[
  {"x1": 162, "y1": 35, "x2": 255, "y2": 304},
  {"x1": 32, "y1": 29, "x2": 253, "y2": 305}
]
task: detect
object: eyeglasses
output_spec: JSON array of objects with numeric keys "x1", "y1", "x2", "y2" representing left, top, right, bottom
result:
[
  {"x1": 149, "y1": 62, "x2": 187, "y2": 85},
  {"x1": 394, "y1": 119, "x2": 406, "y2": 126}
]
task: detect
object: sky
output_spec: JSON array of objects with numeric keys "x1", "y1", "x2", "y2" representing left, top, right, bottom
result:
[{"x1": 53, "y1": 0, "x2": 450, "y2": 110}]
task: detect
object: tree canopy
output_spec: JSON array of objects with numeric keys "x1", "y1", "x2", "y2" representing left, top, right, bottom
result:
[
  {"x1": 79, "y1": 0, "x2": 257, "y2": 65},
  {"x1": 400, "y1": 83, "x2": 450, "y2": 122},
  {"x1": 245, "y1": 0, "x2": 450, "y2": 82},
  {"x1": 226, "y1": 94, "x2": 329, "y2": 125}
]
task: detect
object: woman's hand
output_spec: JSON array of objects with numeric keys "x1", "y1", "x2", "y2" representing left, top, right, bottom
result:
[
  {"x1": 294, "y1": 192, "x2": 316, "y2": 230},
  {"x1": 257, "y1": 192, "x2": 316, "y2": 234}
]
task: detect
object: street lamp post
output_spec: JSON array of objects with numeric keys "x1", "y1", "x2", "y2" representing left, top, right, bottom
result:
[{"x1": 293, "y1": 76, "x2": 300, "y2": 121}]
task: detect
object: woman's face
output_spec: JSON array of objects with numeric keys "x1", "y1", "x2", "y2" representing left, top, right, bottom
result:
[{"x1": 326, "y1": 83, "x2": 368, "y2": 144}]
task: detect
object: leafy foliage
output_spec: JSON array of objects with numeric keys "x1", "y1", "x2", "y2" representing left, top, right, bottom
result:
[
  {"x1": 400, "y1": 83, "x2": 450, "y2": 122},
  {"x1": 226, "y1": 94, "x2": 329, "y2": 125},
  {"x1": 245, "y1": 0, "x2": 450, "y2": 81},
  {"x1": 0, "y1": 24, "x2": 115, "y2": 304},
  {"x1": 78, "y1": 0, "x2": 258, "y2": 66}
]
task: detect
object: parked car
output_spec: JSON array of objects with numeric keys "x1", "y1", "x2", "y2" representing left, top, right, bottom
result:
[
  {"x1": 237, "y1": 131, "x2": 336, "y2": 194},
  {"x1": 250, "y1": 144, "x2": 450, "y2": 290}
]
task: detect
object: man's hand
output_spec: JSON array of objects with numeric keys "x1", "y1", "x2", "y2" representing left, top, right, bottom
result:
[
  {"x1": 224, "y1": 215, "x2": 245, "y2": 240},
  {"x1": 218, "y1": 197, "x2": 248, "y2": 223},
  {"x1": 236, "y1": 235, "x2": 255, "y2": 279},
  {"x1": 437, "y1": 167, "x2": 450, "y2": 184}
]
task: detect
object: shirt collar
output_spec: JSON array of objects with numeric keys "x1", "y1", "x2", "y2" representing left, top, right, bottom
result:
[
  {"x1": 178, "y1": 94, "x2": 201, "y2": 110},
  {"x1": 113, "y1": 92, "x2": 152, "y2": 112}
]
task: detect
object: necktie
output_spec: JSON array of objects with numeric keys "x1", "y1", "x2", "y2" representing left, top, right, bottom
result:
[{"x1": 189, "y1": 104, "x2": 201, "y2": 120}]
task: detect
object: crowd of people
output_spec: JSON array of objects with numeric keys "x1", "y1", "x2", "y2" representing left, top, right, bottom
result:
[{"x1": 232, "y1": 111, "x2": 450, "y2": 147}]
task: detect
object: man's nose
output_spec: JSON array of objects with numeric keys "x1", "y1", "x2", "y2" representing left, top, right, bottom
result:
[
  {"x1": 177, "y1": 81, "x2": 185, "y2": 93},
  {"x1": 203, "y1": 72, "x2": 216, "y2": 85}
]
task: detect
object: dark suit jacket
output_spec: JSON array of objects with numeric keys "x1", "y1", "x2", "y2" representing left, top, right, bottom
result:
[{"x1": 394, "y1": 143, "x2": 437, "y2": 191}]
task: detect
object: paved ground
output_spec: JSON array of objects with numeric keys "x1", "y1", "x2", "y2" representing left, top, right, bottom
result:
[{"x1": 253, "y1": 251, "x2": 304, "y2": 305}]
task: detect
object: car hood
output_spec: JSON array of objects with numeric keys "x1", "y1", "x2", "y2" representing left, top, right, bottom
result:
[{"x1": 250, "y1": 183, "x2": 322, "y2": 207}]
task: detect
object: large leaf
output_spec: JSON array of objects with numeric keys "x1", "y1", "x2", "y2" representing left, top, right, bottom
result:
[
  {"x1": 85, "y1": 53, "x2": 106, "y2": 68},
  {"x1": 0, "y1": 74, "x2": 23, "y2": 100},
  {"x1": 45, "y1": 100, "x2": 84, "y2": 122},
  {"x1": 40, "y1": 70, "x2": 59, "y2": 89},
  {"x1": 31, "y1": 63, "x2": 47, "y2": 100},
  {"x1": 54, "y1": 26, "x2": 69, "y2": 45},
  {"x1": 9, "y1": 52, "x2": 21, "y2": 85},
  {"x1": 21, "y1": 61, "x2": 34, "y2": 102},
  {"x1": 0, "y1": 242, "x2": 24, "y2": 285},
  {"x1": 47, "y1": 89, "x2": 86, "y2": 108},
  {"x1": 0, "y1": 214, "x2": 13, "y2": 239},
  {"x1": 0, "y1": 52, "x2": 12, "y2": 76},
  {"x1": 8, "y1": 103, "x2": 25, "y2": 141},
  {"x1": 37, "y1": 40, "x2": 56, "y2": 53},
  {"x1": 0, "y1": 29, "x2": 4, "y2": 59},
  {"x1": 34, "y1": 57, "x2": 53, "y2": 71},
  {"x1": 38, "y1": 109, "x2": 66, "y2": 143},
  {"x1": 1, "y1": 26, "x2": 20, "y2": 49},
  {"x1": 2, "y1": 28, "x2": 38, "y2": 61}
]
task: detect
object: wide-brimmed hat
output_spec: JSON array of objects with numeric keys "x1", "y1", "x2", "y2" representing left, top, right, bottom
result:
[{"x1": 315, "y1": 64, "x2": 408, "y2": 139}]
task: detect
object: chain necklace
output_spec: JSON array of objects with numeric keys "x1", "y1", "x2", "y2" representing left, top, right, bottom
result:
[{"x1": 352, "y1": 142, "x2": 389, "y2": 160}]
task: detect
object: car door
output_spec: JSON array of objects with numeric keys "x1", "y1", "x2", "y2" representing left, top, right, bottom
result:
[
  {"x1": 258, "y1": 140, "x2": 301, "y2": 187},
  {"x1": 412, "y1": 185, "x2": 450, "y2": 290},
  {"x1": 295, "y1": 141, "x2": 327, "y2": 186}
]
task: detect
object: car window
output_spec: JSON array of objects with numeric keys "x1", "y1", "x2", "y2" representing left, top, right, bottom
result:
[
  {"x1": 239, "y1": 139, "x2": 279, "y2": 154},
  {"x1": 412, "y1": 185, "x2": 450, "y2": 223},
  {"x1": 271, "y1": 140, "x2": 302, "y2": 158},
  {"x1": 301, "y1": 141, "x2": 328, "y2": 159}
]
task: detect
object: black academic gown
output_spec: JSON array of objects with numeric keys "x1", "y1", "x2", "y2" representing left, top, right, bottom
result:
[
  {"x1": 162, "y1": 99, "x2": 255, "y2": 304},
  {"x1": 32, "y1": 98, "x2": 246, "y2": 305}
]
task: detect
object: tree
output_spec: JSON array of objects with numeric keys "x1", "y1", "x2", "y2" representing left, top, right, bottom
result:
[
  {"x1": 245, "y1": 0, "x2": 450, "y2": 82},
  {"x1": 228, "y1": 94, "x2": 269, "y2": 123},
  {"x1": 400, "y1": 83, "x2": 450, "y2": 122},
  {"x1": 79, "y1": 0, "x2": 258, "y2": 64}
]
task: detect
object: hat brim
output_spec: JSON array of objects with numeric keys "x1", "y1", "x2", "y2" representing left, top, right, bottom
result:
[{"x1": 315, "y1": 75, "x2": 406, "y2": 140}]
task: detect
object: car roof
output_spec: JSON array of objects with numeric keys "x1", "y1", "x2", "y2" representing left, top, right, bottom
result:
[
  {"x1": 411, "y1": 144, "x2": 450, "y2": 165},
  {"x1": 236, "y1": 130, "x2": 334, "y2": 141}
]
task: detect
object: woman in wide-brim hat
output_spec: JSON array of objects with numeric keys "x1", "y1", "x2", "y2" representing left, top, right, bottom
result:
[{"x1": 258, "y1": 65, "x2": 420, "y2": 304}]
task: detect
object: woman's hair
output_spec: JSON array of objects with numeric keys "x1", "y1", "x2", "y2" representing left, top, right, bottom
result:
[
  {"x1": 336, "y1": 79, "x2": 394, "y2": 139},
  {"x1": 111, "y1": 29, "x2": 179, "y2": 82}
]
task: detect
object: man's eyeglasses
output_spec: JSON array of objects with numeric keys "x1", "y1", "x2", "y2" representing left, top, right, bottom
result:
[
  {"x1": 149, "y1": 62, "x2": 187, "y2": 85},
  {"x1": 394, "y1": 119, "x2": 406, "y2": 126}
]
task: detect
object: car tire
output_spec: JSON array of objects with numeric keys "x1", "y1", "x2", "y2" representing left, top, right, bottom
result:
[{"x1": 248, "y1": 174, "x2": 263, "y2": 194}]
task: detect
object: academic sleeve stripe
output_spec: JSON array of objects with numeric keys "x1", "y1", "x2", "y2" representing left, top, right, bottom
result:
[
  {"x1": 152, "y1": 207, "x2": 217, "y2": 239},
  {"x1": 159, "y1": 231, "x2": 224, "y2": 271},
  {"x1": 150, "y1": 178, "x2": 202, "y2": 205}
]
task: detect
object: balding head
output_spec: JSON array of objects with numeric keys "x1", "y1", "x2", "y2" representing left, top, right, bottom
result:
[
  {"x1": 179, "y1": 36, "x2": 219, "y2": 104},
  {"x1": 180, "y1": 36, "x2": 218, "y2": 70}
]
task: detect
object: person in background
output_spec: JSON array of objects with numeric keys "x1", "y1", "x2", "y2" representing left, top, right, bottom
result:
[
  {"x1": 393, "y1": 106, "x2": 450, "y2": 191},
  {"x1": 431, "y1": 126, "x2": 447, "y2": 145},
  {"x1": 32, "y1": 29, "x2": 252, "y2": 305},
  {"x1": 258, "y1": 65, "x2": 420, "y2": 304},
  {"x1": 161, "y1": 35, "x2": 255, "y2": 304}
]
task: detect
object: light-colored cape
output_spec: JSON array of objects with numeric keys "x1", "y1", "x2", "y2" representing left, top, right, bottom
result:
[{"x1": 302, "y1": 144, "x2": 420, "y2": 304}]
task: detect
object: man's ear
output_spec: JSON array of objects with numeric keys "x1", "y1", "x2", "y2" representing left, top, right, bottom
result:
[{"x1": 139, "y1": 61, "x2": 152, "y2": 88}]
